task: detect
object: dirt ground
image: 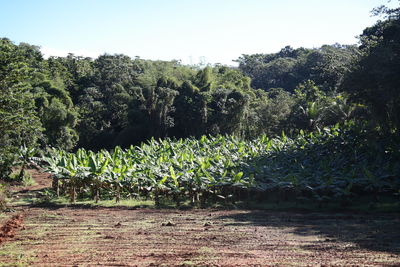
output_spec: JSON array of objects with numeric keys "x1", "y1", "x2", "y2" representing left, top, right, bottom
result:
[{"x1": 0, "y1": 170, "x2": 399, "y2": 266}]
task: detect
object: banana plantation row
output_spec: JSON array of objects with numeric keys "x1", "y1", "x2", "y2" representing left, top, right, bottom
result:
[{"x1": 41, "y1": 125, "x2": 400, "y2": 206}]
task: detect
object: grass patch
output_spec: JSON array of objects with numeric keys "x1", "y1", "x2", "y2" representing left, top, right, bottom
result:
[
  {"x1": 0, "y1": 241, "x2": 37, "y2": 267},
  {"x1": 180, "y1": 261, "x2": 196, "y2": 266},
  {"x1": 11, "y1": 193, "x2": 39, "y2": 206},
  {"x1": 7, "y1": 169, "x2": 36, "y2": 187},
  {"x1": 13, "y1": 194, "x2": 400, "y2": 213},
  {"x1": 33, "y1": 195, "x2": 156, "y2": 209},
  {"x1": 7, "y1": 181, "x2": 400, "y2": 214},
  {"x1": 21, "y1": 174, "x2": 36, "y2": 187},
  {"x1": 195, "y1": 247, "x2": 219, "y2": 261}
]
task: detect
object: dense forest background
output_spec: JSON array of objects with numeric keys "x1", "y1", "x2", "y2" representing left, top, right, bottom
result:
[{"x1": 0, "y1": 4, "x2": 399, "y2": 178}]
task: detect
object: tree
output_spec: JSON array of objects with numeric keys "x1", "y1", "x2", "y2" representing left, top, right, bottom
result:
[
  {"x1": 342, "y1": 3, "x2": 400, "y2": 131},
  {"x1": 0, "y1": 38, "x2": 42, "y2": 178},
  {"x1": 236, "y1": 45, "x2": 358, "y2": 93},
  {"x1": 33, "y1": 79, "x2": 79, "y2": 150},
  {"x1": 258, "y1": 88, "x2": 295, "y2": 136}
]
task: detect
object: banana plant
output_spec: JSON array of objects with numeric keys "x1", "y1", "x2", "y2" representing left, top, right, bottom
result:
[
  {"x1": 17, "y1": 144, "x2": 37, "y2": 180},
  {"x1": 58, "y1": 153, "x2": 89, "y2": 203},
  {"x1": 37, "y1": 124, "x2": 400, "y2": 207},
  {"x1": 88, "y1": 152, "x2": 109, "y2": 203},
  {"x1": 108, "y1": 156, "x2": 133, "y2": 203}
]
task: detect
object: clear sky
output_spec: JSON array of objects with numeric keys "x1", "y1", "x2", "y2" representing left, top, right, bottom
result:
[{"x1": 0, "y1": 0, "x2": 393, "y2": 65}]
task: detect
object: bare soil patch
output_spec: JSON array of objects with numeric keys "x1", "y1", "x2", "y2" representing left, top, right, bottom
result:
[
  {"x1": 9, "y1": 168, "x2": 52, "y2": 193},
  {"x1": 0, "y1": 170, "x2": 399, "y2": 266},
  {"x1": 0, "y1": 214, "x2": 24, "y2": 243},
  {"x1": 0, "y1": 208, "x2": 399, "y2": 266}
]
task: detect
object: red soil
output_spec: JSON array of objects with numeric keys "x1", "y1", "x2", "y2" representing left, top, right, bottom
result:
[{"x1": 0, "y1": 214, "x2": 24, "y2": 243}]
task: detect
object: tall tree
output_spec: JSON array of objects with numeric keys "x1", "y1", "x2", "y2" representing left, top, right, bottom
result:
[
  {"x1": 0, "y1": 38, "x2": 42, "y2": 177},
  {"x1": 342, "y1": 3, "x2": 400, "y2": 131}
]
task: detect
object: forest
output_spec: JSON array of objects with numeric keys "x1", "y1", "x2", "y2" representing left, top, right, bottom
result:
[{"x1": 0, "y1": 4, "x2": 399, "y2": 207}]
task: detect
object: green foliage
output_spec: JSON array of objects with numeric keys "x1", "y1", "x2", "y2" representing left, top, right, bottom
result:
[
  {"x1": 14, "y1": 144, "x2": 37, "y2": 181},
  {"x1": 342, "y1": 5, "x2": 400, "y2": 131},
  {"x1": 33, "y1": 81, "x2": 79, "y2": 150},
  {"x1": 0, "y1": 37, "x2": 366, "y2": 152},
  {"x1": 286, "y1": 80, "x2": 359, "y2": 133},
  {"x1": 236, "y1": 44, "x2": 359, "y2": 93},
  {"x1": 248, "y1": 124, "x2": 400, "y2": 205},
  {"x1": 8, "y1": 170, "x2": 35, "y2": 187},
  {"x1": 249, "y1": 88, "x2": 295, "y2": 137},
  {"x1": 42, "y1": 135, "x2": 257, "y2": 205},
  {"x1": 1, "y1": 38, "x2": 79, "y2": 155},
  {"x1": 63, "y1": 55, "x2": 272, "y2": 148},
  {"x1": 0, "y1": 38, "x2": 42, "y2": 179},
  {"x1": 41, "y1": 125, "x2": 400, "y2": 206}
]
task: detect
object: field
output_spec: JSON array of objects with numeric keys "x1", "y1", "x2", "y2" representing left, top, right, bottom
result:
[
  {"x1": 0, "y1": 170, "x2": 399, "y2": 266},
  {"x1": 40, "y1": 129, "x2": 400, "y2": 208}
]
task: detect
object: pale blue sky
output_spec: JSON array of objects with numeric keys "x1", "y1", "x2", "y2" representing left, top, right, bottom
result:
[{"x1": 0, "y1": 0, "x2": 393, "y2": 65}]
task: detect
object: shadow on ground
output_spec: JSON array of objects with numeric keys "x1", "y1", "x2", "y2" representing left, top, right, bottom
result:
[{"x1": 216, "y1": 210, "x2": 400, "y2": 255}]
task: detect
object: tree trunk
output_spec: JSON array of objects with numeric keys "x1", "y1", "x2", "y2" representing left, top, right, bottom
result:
[
  {"x1": 115, "y1": 185, "x2": 121, "y2": 203},
  {"x1": 155, "y1": 191, "x2": 160, "y2": 208},
  {"x1": 70, "y1": 184, "x2": 76, "y2": 203},
  {"x1": 18, "y1": 164, "x2": 26, "y2": 181},
  {"x1": 94, "y1": 186, "x2": 100, "y2": 203},
  {"x1": 52, "y1": 177, "x2": 60, "y2": 197}
]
